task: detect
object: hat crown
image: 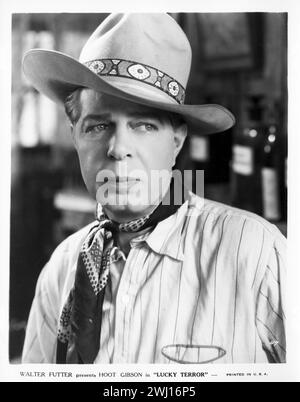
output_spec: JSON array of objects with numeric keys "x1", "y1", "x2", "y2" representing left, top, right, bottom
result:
[{"x1": 79, "y1": 13, "x2": 192, "y2": 90}]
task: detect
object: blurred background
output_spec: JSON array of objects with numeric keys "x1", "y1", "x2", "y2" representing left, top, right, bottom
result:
[{"x1": 10, "y1": 12, "x2": 287, "y2": 362}]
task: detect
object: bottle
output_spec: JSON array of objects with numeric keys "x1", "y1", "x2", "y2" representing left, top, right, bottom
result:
[
  {"x1": 190, "y1": 135, "x2": 209, "y2": 164},
  {"x1": 261, "y1": 121, "x2": 281, "y2": 222},
  {"x1": 189, "y1": 134, "x2": 210, "y2": 197},
  {"x1": 231, "y1": 96, "x2": 264, "y2": 214}
]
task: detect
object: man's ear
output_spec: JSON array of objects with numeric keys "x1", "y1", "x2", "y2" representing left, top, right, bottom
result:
[{"x1": 173, "y1": 123, "x2": 187, "y2": 165}]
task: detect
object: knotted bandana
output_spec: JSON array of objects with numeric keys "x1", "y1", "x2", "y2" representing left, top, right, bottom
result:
[{"x1": 56, "y1": 177, "x2": 183, "y2": 363}]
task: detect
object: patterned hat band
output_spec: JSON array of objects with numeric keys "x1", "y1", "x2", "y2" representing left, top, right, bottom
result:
[{"x1": 84, "y1": 58, "x2": 186, "y2": 105}]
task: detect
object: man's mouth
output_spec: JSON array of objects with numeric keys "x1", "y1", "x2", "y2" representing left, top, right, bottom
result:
[
  {"x1": 99, "y1": 176, "x2": 141, "y2": 194},
  {"x1": 102, "y1": 177, "x2": 140, "y2": 184}
]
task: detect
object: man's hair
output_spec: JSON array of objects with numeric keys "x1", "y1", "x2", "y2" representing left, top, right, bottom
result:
[
  {"x1": 64, "y1": 89, "x2": 83, "y2": 126},
  {"x1": 64, "y1": 88, "x2": 186, "y2": 130}
]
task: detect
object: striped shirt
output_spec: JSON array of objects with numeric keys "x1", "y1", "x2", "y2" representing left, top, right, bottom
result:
[{"x1": 22, "y1": 192, "x2": 286, "y2": 364}]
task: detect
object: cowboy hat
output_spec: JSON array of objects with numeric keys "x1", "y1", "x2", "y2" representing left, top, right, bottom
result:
[{"x1": 22, "y1": 13, "x2": 235, "y2": 134}]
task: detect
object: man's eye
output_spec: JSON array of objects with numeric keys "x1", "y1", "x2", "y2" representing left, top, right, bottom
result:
[
  {"x1": 86, "y1": 123, "x2": 109, "y2": 133},
  {"x1": 134, "y1": 122, "x2": 158, "y2": 132},
  {"x1": 144, "y1": 124, "x2": 156, "y2": 131}
]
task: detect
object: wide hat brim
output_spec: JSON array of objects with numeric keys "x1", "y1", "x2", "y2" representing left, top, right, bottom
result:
[{"x1": 23, "y1": 49, "x2": 235, "y2": 135}]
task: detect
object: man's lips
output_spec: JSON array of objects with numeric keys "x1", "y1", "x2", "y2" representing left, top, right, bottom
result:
[
  {"x1": 97, "y1": 177, "x2": 141, "y2": 193},
  {"x1": 101, "y1": 177, "x2": 140, "y2": 184},
  {"x1": 98, "y1": 177, "x2": 141, "y2": 194}
]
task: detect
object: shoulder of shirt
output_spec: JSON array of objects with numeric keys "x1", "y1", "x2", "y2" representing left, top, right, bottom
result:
[
  {"x1": 35, "y1": 221, "x2": 99, "y2": 307},
  {"x1": 51, "y1": 221, "x2": 98, "y2": 259},
  {"x1": 187, "y1": 192, "x2": 286, "y2": 247},
  {"x1": 41, "y1": 221, "x2": 99, "y2": 286}
]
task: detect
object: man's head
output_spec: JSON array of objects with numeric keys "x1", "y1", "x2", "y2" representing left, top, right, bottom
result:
[
  {"x1": 23, "y1": 13, "x2": 235, "y2": 136},
  {"x1": 23, "y1": 13, "x2": 235, "y2": 221},
  {"x1": 65, "y1": 88, "x2": 187, "y2": 222}
]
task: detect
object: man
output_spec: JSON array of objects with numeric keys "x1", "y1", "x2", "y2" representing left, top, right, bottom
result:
[{"x1": 21, "y1": 13, "x2": 286, "y2": 364}]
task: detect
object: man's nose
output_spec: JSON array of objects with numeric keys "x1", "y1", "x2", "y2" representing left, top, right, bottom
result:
[{"x1": 107, "y1": 126, "x2": 132, "y2": 161}]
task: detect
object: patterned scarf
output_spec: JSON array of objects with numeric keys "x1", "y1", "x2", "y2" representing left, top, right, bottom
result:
[{"x1": 56, "y1": 177, "x2": 182, "y2": 363}]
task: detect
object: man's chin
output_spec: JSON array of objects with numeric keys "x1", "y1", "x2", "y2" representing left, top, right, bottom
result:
[
  {"x1": 97, "y1": 189, "x2": 155, "y2": 207},
  {"x1": 103, "y1": 200, "x2": 157, "y2": 222}
]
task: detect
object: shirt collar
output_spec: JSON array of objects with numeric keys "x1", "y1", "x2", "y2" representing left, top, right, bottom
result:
[
  {"x1": 131, "y1": 198, "x2": 190, "y2": 262},
  {"x1": 70, "y1": 194, "x2": 194, "y2": 272}
]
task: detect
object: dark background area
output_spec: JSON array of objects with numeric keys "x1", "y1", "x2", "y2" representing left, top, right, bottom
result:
[{"x1": 10, "y1": 12, "x2": 287, "y2": 362}]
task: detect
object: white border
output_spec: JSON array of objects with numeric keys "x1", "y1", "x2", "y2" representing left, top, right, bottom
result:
[{"x1": 1, "y1": 0, "x2": 300, "y2": 382}]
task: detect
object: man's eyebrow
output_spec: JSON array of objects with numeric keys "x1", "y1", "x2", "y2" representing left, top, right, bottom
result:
[{"x1": 81, "y1": 113, "x2": 112, "y2": 126}]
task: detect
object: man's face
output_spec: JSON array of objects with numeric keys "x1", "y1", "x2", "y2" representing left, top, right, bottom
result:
[{"x1": 71, "y1": 89, "x2": 186, "y2": 221}]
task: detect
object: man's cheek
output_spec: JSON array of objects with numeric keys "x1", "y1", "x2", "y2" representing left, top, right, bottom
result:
[
  {"x1": 150, "y1": 155, "x2": 173, "y2": 171},
  {"x1": 78, "y1": 161, "x2": 95, "y2": 191}
]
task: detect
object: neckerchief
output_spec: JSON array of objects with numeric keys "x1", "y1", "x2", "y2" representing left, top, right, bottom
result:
[{"x1": 56, "y1": 176, "x2": 183, "y2": 363}]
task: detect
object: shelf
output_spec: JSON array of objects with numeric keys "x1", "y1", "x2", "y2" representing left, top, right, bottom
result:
[{"x1": 54, "y1": 190, "x2": 95, "y2": 213}]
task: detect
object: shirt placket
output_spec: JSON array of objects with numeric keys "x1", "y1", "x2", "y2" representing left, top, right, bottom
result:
[{"x1": 113, "y1": 245, "x2": 140, "y2": 363}]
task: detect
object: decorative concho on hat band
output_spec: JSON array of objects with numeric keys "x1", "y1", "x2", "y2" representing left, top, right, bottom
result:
[{"x1": 84, "y1": 58, "x2": 186, "y2": 105}]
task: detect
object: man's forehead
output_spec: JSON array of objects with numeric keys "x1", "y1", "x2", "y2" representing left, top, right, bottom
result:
[
  {"x1": 79, "y1": 88, "x2": 164, "y2": 118},
  {"x1": 80, "y1": 89, "x2": 160, "y2": 114}
]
